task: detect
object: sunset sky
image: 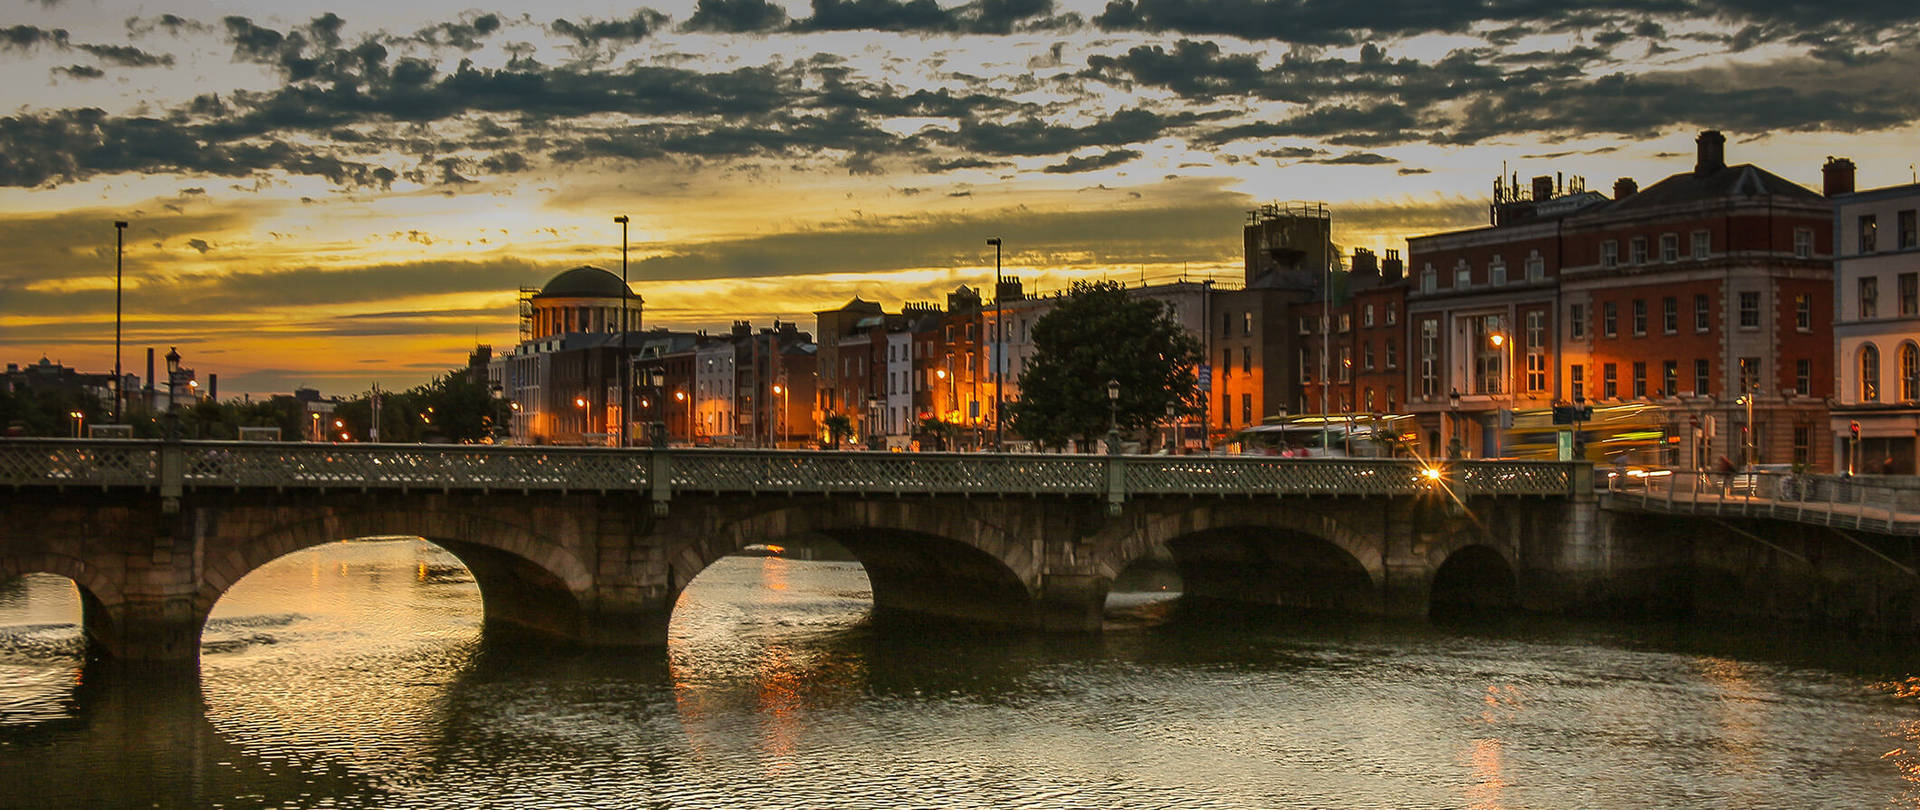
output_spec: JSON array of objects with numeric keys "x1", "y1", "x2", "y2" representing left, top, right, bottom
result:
[{"x1": 3, "y1": 0, "x2": 1917, "y2": 396}]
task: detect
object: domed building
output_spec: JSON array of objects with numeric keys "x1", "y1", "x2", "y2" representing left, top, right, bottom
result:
[
  {"x1": 528, "y1": 265, "x2": 641, "y2": 339},
  {"x1": 499, "y1": 265, "x2": 648, "y2": 445}
]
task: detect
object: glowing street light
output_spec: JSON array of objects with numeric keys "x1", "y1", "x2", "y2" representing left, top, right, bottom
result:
[{"x1": 69, "y1": 410, "x2": 83, "y2": 438}]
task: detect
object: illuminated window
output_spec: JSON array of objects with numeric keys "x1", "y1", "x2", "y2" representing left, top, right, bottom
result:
[{"x1": 1862, "y1": 343, "x2": 1881, "y2": 402}]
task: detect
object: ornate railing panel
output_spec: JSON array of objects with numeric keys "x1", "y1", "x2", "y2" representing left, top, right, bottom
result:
[
  {"x1": 0, "y1": 441, "x2": 156, "y2": 488},
  {"x1": 669, "y1": 451, "x2": 1105, "y2": 495},
  {"x1": 1124, "y1": 458, "x2": 1430, "y2": 495},
  {"x1": 1457, "y1": 461, "x2": 1574, "y2": 496}
]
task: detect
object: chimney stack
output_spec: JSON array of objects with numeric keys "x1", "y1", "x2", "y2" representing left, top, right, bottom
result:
[
  {"x1": 1382, "y1": 249, "x2": 1404, "y2": 282},
  {"x1": 1613, "y1": 177, "x2": 1638, "y2": 200},
  {"x1": 1350, "y1": 247, "x2": 1379, "y2": 276},
  {"x1": 1694, "y1": 130, "x2": 1726, "y2": 177},
  {"x1": 1531, "y1": 175, "x2": 1554, "y2": 202},
  {"x1": 208, "y1": 373, "x2": 217, "y2": 401},
  {"x1": 145, "y1": 348, "x2": 155, "y2": 400},
  {"x1": 1823, "y1": 157, "x2": 1857, "y2": 197}
]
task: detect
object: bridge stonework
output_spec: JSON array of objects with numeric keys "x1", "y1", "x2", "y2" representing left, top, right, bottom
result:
[{"x1": 0, "y1": 482, "x2": 1609, "y2": 663}]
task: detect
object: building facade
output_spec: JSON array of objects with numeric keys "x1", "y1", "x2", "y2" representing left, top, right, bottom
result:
[{"x1": 1830, "y1": 169, "x2": 1920, "y2": 474}]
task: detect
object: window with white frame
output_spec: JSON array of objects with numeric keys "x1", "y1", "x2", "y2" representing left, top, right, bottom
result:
[
  {"x1": 1794, "y1": 228, "x2": 1813, "y2": 258},
  {"x1": 1601, "y1": 240, "x2": 1618, "y2": 268},
  {"x1": 1420, "y1": 320, "x2": 1437, "y2": 397},
  {"x1": 1862, "y1": 343, "x2": 1881, "y2": 401},
  {"x1": 1660, "y1": 233, "x2": 1678, "y2": 262},
  {"x1": 1691, "y1": 230, "x2": 1710, "y2": 260},
  {"x1": 1421, "y1": 266, "x2": 1437, "y2": 293},
  {"x1": 1630, "y1": 236, "x2": 1648, "y2": 264},
  {"x1": 1489, "y1": 256, "x2": 1507, "y2": 286},
  {"x1": 1526, "y1": 250, "x2": 1544, "y2": 281},
  {"x1": 1861, "y1": 277, "x2": 1879, "y2": 319},
  {"x1": 1569, "y1": 303, "x2": 1586, "y2": 338},
  {"x1": 1738, "y1": 291, "x2": 1760, "y2": 328},
  {"x1": 1454, "y1": 260, "x2": 1471, "y2": 289},
  {"x1": 1363, "y1": 304, "x2": 1375, "y2": 327},
  {"x1": 1695, "y1": 294, "x2": 1711, "y2": 332}
]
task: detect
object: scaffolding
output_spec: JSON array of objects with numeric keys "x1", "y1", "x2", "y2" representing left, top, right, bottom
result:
[{"x1": 518, "y1": 286, "x2": 539, "y2": 342}]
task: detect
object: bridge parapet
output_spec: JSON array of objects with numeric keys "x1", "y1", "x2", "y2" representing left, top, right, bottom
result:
[{"x1": 0, "y1": 440, "x2": 1583, "y2": 500}]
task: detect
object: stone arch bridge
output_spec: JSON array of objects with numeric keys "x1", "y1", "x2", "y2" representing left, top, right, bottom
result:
[{"x1": 2, "y1": 439, "x2": 1603, "y2": 662}]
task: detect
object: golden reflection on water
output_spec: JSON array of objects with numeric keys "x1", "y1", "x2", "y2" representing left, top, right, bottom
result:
[
  {"x1": 1692, "y1": 656, "x2": 1765, "y2": 779},
  {"x1": 1873, "y1": 676, "x2": 1920, "y2": 801},
  {"x1": 1462, "y1": 736, "x2": 1507, "y2": 810}
]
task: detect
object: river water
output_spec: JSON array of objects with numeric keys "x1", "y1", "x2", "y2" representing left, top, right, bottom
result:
[{"x1": 3, "y1": 538, "x2": 1920, "y2": 809}]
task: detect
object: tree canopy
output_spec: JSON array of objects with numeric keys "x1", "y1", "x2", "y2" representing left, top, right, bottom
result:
[{"x1": 1008, "y1": 281, "x2": 1204, "y2": 451}]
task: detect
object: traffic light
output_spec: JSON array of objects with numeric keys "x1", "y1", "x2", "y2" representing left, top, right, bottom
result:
[{"x1": 1850, "y1": 420, "x2": 1861, "y2": 440}]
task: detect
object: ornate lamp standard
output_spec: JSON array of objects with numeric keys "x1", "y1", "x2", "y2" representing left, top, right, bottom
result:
[
  {"x1": 69, "y1": 410, "x2": 83, "y2": 438},
  {"x1": 113, "y1": 220, "x2": 126, "y2": 424},
  {"x1": 1489, "y1": 330, "x2": 1513, "y2": 457},
  {"x1": 163, "y1": 346, "x2": 181, "y2": 441},
  {"x1": 987, "y1": 236, "x2": 1003, "y2": 452},
  {"x1": 1106, "y1": 377, "x2": 1120, "y2": 454},
  {"x1": 614, "y1": 215, "x2": 630, "y2": 447}
]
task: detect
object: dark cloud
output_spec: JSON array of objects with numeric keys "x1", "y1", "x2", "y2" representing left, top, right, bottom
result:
[
  {"x1": 1042, "y1": 148, "x2": 1141, "y2": 173},
  {"x1": 1256, "y1": 146, "x2": 1322, "y2": 159},
  {"x1": 186, "y1": 238, "x2": 213, "y2": 254},
  {"x1": 2, "y1": 24, "x2": 69, "y2": 50},
  {"x1": 76, "y1": 43, "x2": 174, "y2": 67},
  {"x1": 52, "y1": 64, "x2": 103, "y2": 79},
  {"x1": 126, "y1": 15, "x2": 210, "y2": 37},
  {"x1": 549, "y1": 11, "x2": 668, "y2": 47},
  {"x1": 413, "y1": 14, "x2": 503, "y2": 49},
  {"x1": 683, "y1": 0, "x2": 790, "y2": 33},
  {"x1": 1308, "y1": 151, "x2": 1397, "y2": 165},
  {"x1": 792, "y1": 0, "x2": 1057, "y2": 34},
  {"x1": 925, "y1": 108, "x2": 1185, "y2": 156},
  {"x1": 1396, "y1": 167, "x2": 1431, "y2": 175}
]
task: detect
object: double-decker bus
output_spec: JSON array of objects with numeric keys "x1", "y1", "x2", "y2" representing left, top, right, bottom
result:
[
  {"x1": 1502, "y1": 403, "x2": 1667, "y2": 464},
  {"x1": 1228, "y1": 414, "x2": 1420, "y2": 458}
]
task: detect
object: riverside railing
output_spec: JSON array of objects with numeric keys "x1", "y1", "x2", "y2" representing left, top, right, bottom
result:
[
  {"x1": 0, "y1": 440, "x2": 1582, "y2": 513},
  {"x1": 1606, "y1": 467, "x2": 1920, "y2": 536}
]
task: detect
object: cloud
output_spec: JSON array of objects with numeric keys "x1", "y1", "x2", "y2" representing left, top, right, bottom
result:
[
  {"x1": 1308, "y1": 151, "x2": 1397, "y2": 165},
  {"x1": 549, "y1": 11, "x2": 668, "y2": 47},
  {"x1": 792, "y1": 0, "x2": 1057, "y2": 34},
  {"x1": 52, "y1": 64, "x2": 104, "y2": 79},
  {"x1": 1, "y1": 24, "x2": 69, "y2": 50},
  {"x1": 76, "y1": 43, "x2": 174, "y2": 67},
  {"x1": 1042, "y1": 148, "x2": 1141, "y2": 173},
  {"x1": 1396, "y1": 167, "x2": 1430, "y2": 175},
  {"x1": 411, "y1": 13, "x2": 504, "y2": 49},
  {"x1": 186, "y1": 238, "x2": 213, "y2": 254},
  {"x1": 683, "y1": 0, "x2": 791, "y2": 32}
]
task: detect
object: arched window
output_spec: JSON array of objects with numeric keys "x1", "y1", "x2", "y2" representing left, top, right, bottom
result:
[
  {"x1": 1861, "y1": 343, "x2": 1881, "y2": 402},
  {"x1": 1902, "y1": 341, "x2": 1919, "y2": 401}
]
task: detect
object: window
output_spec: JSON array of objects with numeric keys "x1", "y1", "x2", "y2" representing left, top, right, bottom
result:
[
  {"x1": 1660, "y1": 233, "x2": 1678, "y2": 262},
  {"x1": 1338, "y1": 346, "x2": 1351, "y2": 382},
  {"x1": 1299, "y1": 348, "x2": 1311, "y2": 384},
  {"x1": 1694, "y1": 359, "x2": 1710, "y2": 396},
  {"x1": 1222, "y1": 393, "x2": 1232, "y2": 427},
  {"x1": 1901, "y1": 210, "x2": 1918, "y2": 250},
  {"x1": 1861, "y1": 343, "x2": 1880, "y2": 401},
  {"x1": 1363, "y1": 305, "x2": 1375, "y2": 327},
  {"x1": 1455, "y1": 262, "x2": 1471, "y2": 289},
  {"x1": 1602, "y1": 301, "x2": 1617, "y2": 337},
  {"x1": 1242, "y1": 393, "x2": 1253, "y2": 425},
  {"x1": 1662, "y1": 360, "x2": 1677, "y2": 397},
  {"x1": 1420, "y1": 320, "x2": 1438, "y2": 397},
  {"x1": 1222, "y1": 312, "x2": 1232, "y2": 336},
  {"x1": 1243, "y1": 311, "x2": 1253, "y2": 335},
  {"x1": 1601, "y1": 240, "x2": 1618, "y2": 268},
  {"x1": 1794, "y1": 228, "x2": 1813, "y2": 259},
  {"x1": 1738, "y1": 291, "x2": 1760, "y2": 328},
  {"x1": 1860, "y1": 214, "x2": 1878, "y2": 253},
  {"x1": 1738, "y1": 356, "x2": 1760, "y2": 395},
  {"x1": 1602, "y1": 363, "x2": 1617, "y2": 399},
  {"x1": 1630, "y1": 236, "x2": 1648, "y2": 264},
  {"x1": 1795, "y1": 358, "x2": 1811, "y2": 396},
  {"x1": 1526, "y1": 250, "x2": 1544, "y2": 281},
  {"x1": 1337, "y1": 313, "x2": 1351, "y2": 333},
  {"x1": 1570, "y1": 364, "x2": 1585, "y2": 401},
  {"x1": 1695, "y1": 294, "x2": 1711, "y2": 332},
  {"x1": 1386, "y1": 302, "x2": 1397, "y2": 325},
  {"x1": 1490, "y1": 257, "x2": 1507, "y2": 286},
  {"x1": 1363, "y1": 341, "x2": 1375, "y2": 371},
  {"x1": 1385, "y1": 339, "x2": 1398, "y2": 369},
  {"x1": 1691, "y1": 230, "x2": 1710, "y2": 260},
  {"x1": 1900, "y1": 273, "x2": 1918, "y2": 316},
  {"x1": 1364, "y1": 386, "x2": 1375, "y2": 411},
  {"x1": 1796, "y1": 294, "x2": 1812, "y2": 331},
  {"x1": 1632, "y1": 299, "x2": 1647, "y2": 336},
  {"x1": 1421, "y1": 267, "x2": 1437, "y2": 294},
  {"x1": 1661, "y1": 297, "x2": 1677, "y2": 334},
  {"x1": 1632, "y1": 361, "x2": 1647, "y2": 398},
  {"x1": 1242, "y1": 345, "x2": 1251, "y2": 373},
  {"x1": 1570, "y1": 304, "x2": 1587, "y2": 339},
  {"x1": 966, "y1": 323, "x2": 974, "y2": 340},
  {"x1": 1903, "y1": 343, "x2": 1919, "y2": 400},
  {"x1": 1860, "y1": 277, "x2": 1879, "y2": 319},
  {"x1": 1526, "y1": 311, "x2": 1545, "y2": 392},
  {"x1": 1793, "y1": 426, "x2": 1812, "y2": 465},
  {"x1": 1298, "y1": 316, "x2": 1311, "y2": 335},
  {"x1": 1527, "y1": 351, "x2": 1546, "y2": 392},
  {"x1": 1222, "y1": 348, "x2": 1232, "y2": 377}
]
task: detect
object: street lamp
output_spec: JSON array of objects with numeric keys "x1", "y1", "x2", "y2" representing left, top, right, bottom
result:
[
  {"x1": 987, "y1": 236, "x2": 1003, "y2": 452},
  {"x1": 867, "y1": 395, "x2": 882, "y2": 450},
  {"x1": 163, "y1": 346, "x2": 181, "y2": 440},
  {"x1": 1106, "y1": 377, "x2": 1120, "y2": 454},
  {"x1": 646, "y1": 368, "x2": 666, "y2": 448},
  {"x1": 1447, "y1": 387, "x2": 1462, "y2": 459},
  {"x1": 770, "y1": 383, "x2": 785, "y2": 448},
  {"x1": 614, "y1": 215, "x2": 630, "y2": 447},
  {"x1": 113, "y1": 220, "x2": 126, "y2": 424},
  {"x1": 69, "y1": 410, "x2": 83, "y2": 438},
  {"x1": 575, "y1": 395, "x2": 590, "y2": 444},
  {"x1": 1166, "y1": 401, "x2": 1177, "y2": 455},
  {"x1": 1489, "y1": 331, "x2": 1512, "y2": 457}
]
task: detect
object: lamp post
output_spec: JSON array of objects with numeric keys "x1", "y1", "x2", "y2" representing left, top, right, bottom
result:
[
  {"x1": 770, "y1": 383, "x2": 785, "y2": 448},
  {"x1": 113, "y1": 220, "x2": 126, "y2": 424},
  {"x1": 163, "y1": 346, "x2": 181, "y2": 441},
  {"x1": 1490, "y1": 331, "x2": 1512, "y2": 458},
  {"x1": 1739, "y1": 384, "x2": 1757, "y2": 469},
  {"x1": 69, "y1": 410, "x2": 83, "y2": 438},
  {"x1": 1165, "y1": 401, "x2": 1176, "y2": 455},
  {"x1": 866, "y1": 395, "x2": 882, "y2": 450},
  {"x1": 647, "y1": 368, "x2": 667, "y2": 448},
  {"x1": 987, "y1": 236, "x2": 1002, "y2": 452},
  {"x1": 1106, "y1": 377, "x2": 1120, "y2": 454},
  {"x1": 614, "y1": 215, "x2": 630, "y2": 447},
  {"x1": 673, "y1": 388, "x2": 687, "y2": 446},
  {"x1": 1447, "y1": 387, "x2": 1462, "y2": 459},
  {"x1": 575, "y1": 395, "x2": 590, "y2": 444}
]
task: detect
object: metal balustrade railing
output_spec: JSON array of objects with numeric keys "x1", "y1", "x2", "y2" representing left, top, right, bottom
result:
[
  {"x1": 0, "y1": 439, "x2": 1583, "y2": 502},
  {"x1": 1606, "y1": 467, "x2": 1920, "y2": 536}
]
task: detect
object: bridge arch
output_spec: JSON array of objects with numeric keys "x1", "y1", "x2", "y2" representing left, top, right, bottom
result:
[
  {"x1": 1099, "y1": 504, "x2": 1383, "y2": 614},
  {"x1": 1429, "y1": 544, "x2": 1518, "y2": 614},
  {"x1": 0, "y1": 552, "x2": 125, "y2": 653},
  {"x1": 676, "y1": 500, "x2": 1039, "y2": 629},
  {"x1": 193, "y1": 505, "x2": 594, "y2": 645}
]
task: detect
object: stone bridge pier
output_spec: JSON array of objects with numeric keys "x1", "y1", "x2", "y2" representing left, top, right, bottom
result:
[{"x1": 1, "y1": 481, "x2": 1604, "y2": 664}]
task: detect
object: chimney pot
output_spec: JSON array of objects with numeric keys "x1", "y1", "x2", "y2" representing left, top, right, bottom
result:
[
  {"x1": 1531, "y1": 175, "x2": 1554, "y2": 202},
  {"x1": 1822, "y1": 156, "x2": 1857, "y2": 197},
  {"x1": 1695, "y1": 130, "x2": 1726, "y2": 176}
]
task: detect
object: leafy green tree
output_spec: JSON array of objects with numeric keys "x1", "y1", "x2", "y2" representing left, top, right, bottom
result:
[
  {"x1": 0, "y1": 386, "x2": 107, "y2": 437},
  {"x1": 1009, "y1": 281, "x2": 1204, "y2": 451},
  {"x1": 917, "y1": 416, "x2": 958, "y2": 451}
]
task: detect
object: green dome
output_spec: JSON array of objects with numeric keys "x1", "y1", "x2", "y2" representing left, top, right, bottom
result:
[{"x1": 535, "y1": 265, "x2": 630, "y2": 298}]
